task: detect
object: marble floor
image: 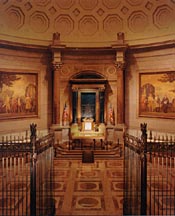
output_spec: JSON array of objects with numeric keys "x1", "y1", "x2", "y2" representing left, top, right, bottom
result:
[{"x1": 53, "y1": 158, "x2": 124, "y2": 216}]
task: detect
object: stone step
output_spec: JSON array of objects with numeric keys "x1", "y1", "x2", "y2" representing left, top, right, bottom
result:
[{"x1": 55, "y1": 145, "x2": 122, "y2": 159}]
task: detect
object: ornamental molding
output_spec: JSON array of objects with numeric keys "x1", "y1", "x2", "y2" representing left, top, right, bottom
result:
[
  {"x1": 115, "y1": 61, "x2": 125, "y2": 70},
  {"x1": 52, "y1": 61, "x2": 62, "y2": 70}
]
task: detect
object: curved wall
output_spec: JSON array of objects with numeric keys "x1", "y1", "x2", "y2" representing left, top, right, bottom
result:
[
  {"x1": 0, "y1": 41, "x2": 174, "y2": 138},
  {"x1": 0, "y1": 46, "x2": 52, "y2": 135},
  {"x1": 0, "y1": 42, "x2": 174, "y2": 138},
  {"x1": 125, "y1": 44, "x2": 175, "y2": 135}
]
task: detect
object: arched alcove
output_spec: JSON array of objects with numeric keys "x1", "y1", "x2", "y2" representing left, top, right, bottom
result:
[
  {"x1": 71, "y1": 70, "x2": 106, "y2": 80},
  {"x1": 70, "y1": 71, "x2": 107, "y2": 124}
]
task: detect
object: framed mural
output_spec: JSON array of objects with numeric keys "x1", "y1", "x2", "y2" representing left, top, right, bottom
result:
[
  {"x1": 0, "y1": 71, "x2": 38, "y2": 120},
  {"x1": 139, "y1": 72, "x2": 175, "y2": 119}
]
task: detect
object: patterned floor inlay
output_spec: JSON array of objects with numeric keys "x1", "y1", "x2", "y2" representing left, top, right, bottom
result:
[
  {"x1": 53, "y1": 195, "x2": 64, "y2": 211},
  {"x1": 78, "y1": 161, "x2": 100, "y2": 169},
  {"x1": 75, "y1": 181, "x2": 102, "y2": 192},
  {"x1": 54, "y1": 170, "x2": 70, "y2": 178},
  {"x1": 111, "y1": 181, "x2": 124, "y2": 191},
  {"x1": 76, "y1": 170, "x2": 101, "y2": 179},
  {"x1": 72, "y1": 195, "x2": 105, "y2": 210},
  {"x1": 53, "y1": 158, "x2": 123, "y2": 216},
  {"x1": 54, "y1": 160, "x2": 72, "y2": 168},
  {"x1": 53, "y1": 181, "x2": 66, "y2": 192},
  {"x1": 112, "y1": 195, "x2": 124, "y2": 210},
  {"x1": 106, "y1": 170, "x2": 123, "y2": 178},
  {"x1": 105, "y1": 160, "x2": 123, "y2": 168}
]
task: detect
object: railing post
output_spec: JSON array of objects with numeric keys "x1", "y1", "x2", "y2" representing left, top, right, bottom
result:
[
  {"x1": 30, "y1": 123, "x2": 37, "y2": 216},
  {"x1": 140, "y1": 123, "x2": 147, "y2": 215}
]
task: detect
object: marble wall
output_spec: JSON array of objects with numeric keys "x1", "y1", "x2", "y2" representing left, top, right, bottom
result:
[
  {"x1": 0, "y1": 41, "x2": 174, "y2": 140},
  {"x1": 0, "y1": 46, "x2": 52, "y2": 136},
  {"x1": 125, "y1": 45, "x2": 175, "y2": 134}
]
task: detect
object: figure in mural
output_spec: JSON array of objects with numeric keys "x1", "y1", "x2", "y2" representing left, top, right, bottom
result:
[
  {"x1": 147, "y1": 93, "x2": 154, "y2": 112},
  {"x1": 17, "y1": 97, "x2": 22, "y2": 113},
  {"x1": 0, "y1": 73, "x2": 37, "y2": 118},
  {"x1": 154, "y1": 95, "x2": 161, "y2": 112},
  {"x1": 25, "y1": 94, "x2": 32, "y2": 112},
  {"x1": 11, "y1": 97, "x2": 18, "y2": 113},
  {"x1": 25, "y1": 83, "x2": 36, "y2": 113},
  {"x1": 140, "y1": 95, "x2": 148, "y2": 112},
  {"x1": 140, "y1": 72, "x2": 175, "y2": 117},
  {"x1": 3, "y1": 95, "x2": 11, "y2": 113},
  {"x1": 161, "y1": 95, "x2": 169, "y2": 113}
]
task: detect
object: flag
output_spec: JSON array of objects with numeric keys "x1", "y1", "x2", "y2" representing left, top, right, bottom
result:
[
  {"x1": 62, "y1": 103, "x2": 68, "y2": 125},
  {"x1": 109, "y1": 104, "x2": 114, "y2": 125}
]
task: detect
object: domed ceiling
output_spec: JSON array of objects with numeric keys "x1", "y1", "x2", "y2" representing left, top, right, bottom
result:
[{"x1": 0, "y1": 0, "x2": 175, "y2": 47}]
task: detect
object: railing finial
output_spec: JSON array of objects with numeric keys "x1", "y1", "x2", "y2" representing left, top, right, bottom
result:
[
  {"x1": 140, "y1": 123, "x2": 147, "y2": 138},
  {"x1": 30, "y1": 123, "x2": 37, "y2": 138}
]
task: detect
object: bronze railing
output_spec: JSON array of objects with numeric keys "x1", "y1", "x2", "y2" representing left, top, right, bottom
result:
[
  {"x1": 0, "y1": 124, "x2": 55, "y2": 216},
  {"x1": 124, "y1": 123, "x2": 175, "y2": 215}
]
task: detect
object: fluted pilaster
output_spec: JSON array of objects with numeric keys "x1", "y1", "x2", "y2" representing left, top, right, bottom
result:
[
  {"x1": 115, "y1": 61, "x2": 125, "y2": 124},
  {"x1": 52, "y1": 62, "x2": 62, "y2": 124}
]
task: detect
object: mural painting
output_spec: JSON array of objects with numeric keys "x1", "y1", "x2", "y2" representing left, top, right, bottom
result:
[
  {"x1": 0, "y1": 72, "x2": 38, "y2": 119},
  {"x1": 139, "y1": 72, "x2": 175, "y2": 119}
]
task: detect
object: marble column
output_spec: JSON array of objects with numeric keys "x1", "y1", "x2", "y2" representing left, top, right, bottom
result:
[
  {"x1": 116, "y1": 61, "x2": 125, "y2": 124},
  {"x1": 52, "y1": 62, "x2": 62, "y2": 125},
  {"x1": 99, "y1": 91, "x2": 105, "y2": 123},
  {"x1": 96, "y1": 90, "x2": 100, "y2": 123},
  {"x1": 112, "y1": 33, "x2": 127, "y2": 125},
  {"x1": 72, "y1": 90, "x2": 78, "y2": 123}
]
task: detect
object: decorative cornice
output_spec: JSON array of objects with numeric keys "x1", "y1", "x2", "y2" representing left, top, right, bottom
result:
[
  {"x1": 0, "y1": 39, "x2": 48, "y2": 52},
  {"x1": 0, "y1": 38, "x2": 174, "y2": 52},
  {"x1": 128, "y1": 39, "x2": 175, "y2": 52}
]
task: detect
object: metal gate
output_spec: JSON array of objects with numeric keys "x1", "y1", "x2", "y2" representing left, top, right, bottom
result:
[
  {"x1": 124, "y1": 123, "x2": 175, "y2": 215},
  {"x1": 0, "y1": 124, "x2": 55, "y2": 216}
]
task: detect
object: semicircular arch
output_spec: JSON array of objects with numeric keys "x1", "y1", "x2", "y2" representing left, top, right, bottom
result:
[{"x1": 70, "y1": 70, "x2": 107, "y2": 80}]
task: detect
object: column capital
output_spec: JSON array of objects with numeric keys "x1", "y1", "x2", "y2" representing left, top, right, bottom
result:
[
  {"x1": 52, "y1": 61, "x2": 62, "y2": 70},
  {"x1": 72, "y1": 86, "x2": 79, "y2": 92},
  {"x1": 115, "y1": 61, "x2": 125, "y2": 70},
  {"x1": 99, "y1": 87, "x2": 105, "y2": 91}
]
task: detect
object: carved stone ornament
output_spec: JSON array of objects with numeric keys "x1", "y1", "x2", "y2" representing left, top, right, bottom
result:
[
  {"x1": 52, "y1": 32, "x2": 60, "y2": 45},
  {"x1": 52, "y1": 61, "x2": 62, "y2": 70},
  {"x1": 72, "y1": 86, "x2": 79, "y2": 91},
  {"x1": 115, "y1": 61, "x2": 125, "y2": 70},
  {"x1": 117, "y1": 32, "x2": 125, "y2": 41}
]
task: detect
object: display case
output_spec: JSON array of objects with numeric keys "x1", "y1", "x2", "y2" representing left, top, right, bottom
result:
[{"x1": 82, "y1": 118, "x2": 94, "y2": 131}]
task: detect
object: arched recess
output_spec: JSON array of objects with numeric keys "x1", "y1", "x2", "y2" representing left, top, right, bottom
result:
[{"x1": 69, "y1": 70, "x2": 107, "y2": 124}]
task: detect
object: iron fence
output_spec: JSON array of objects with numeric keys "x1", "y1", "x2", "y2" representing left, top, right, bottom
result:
[
  {"x1": 124, "y1": 123, "x2": 175, "y2": 215},
  {"x1": 0, "y1": 124, "x2": 55, "y2": 216}
]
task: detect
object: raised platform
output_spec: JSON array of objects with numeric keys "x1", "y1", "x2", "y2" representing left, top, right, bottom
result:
[{"x1": 54, "y1": 144, "x2": 122, "y2": 159}]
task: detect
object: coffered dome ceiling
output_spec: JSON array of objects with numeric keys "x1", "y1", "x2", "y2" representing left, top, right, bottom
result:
[{"x1": 0, "y1": 0, "x2": 175, "y2": 47}]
